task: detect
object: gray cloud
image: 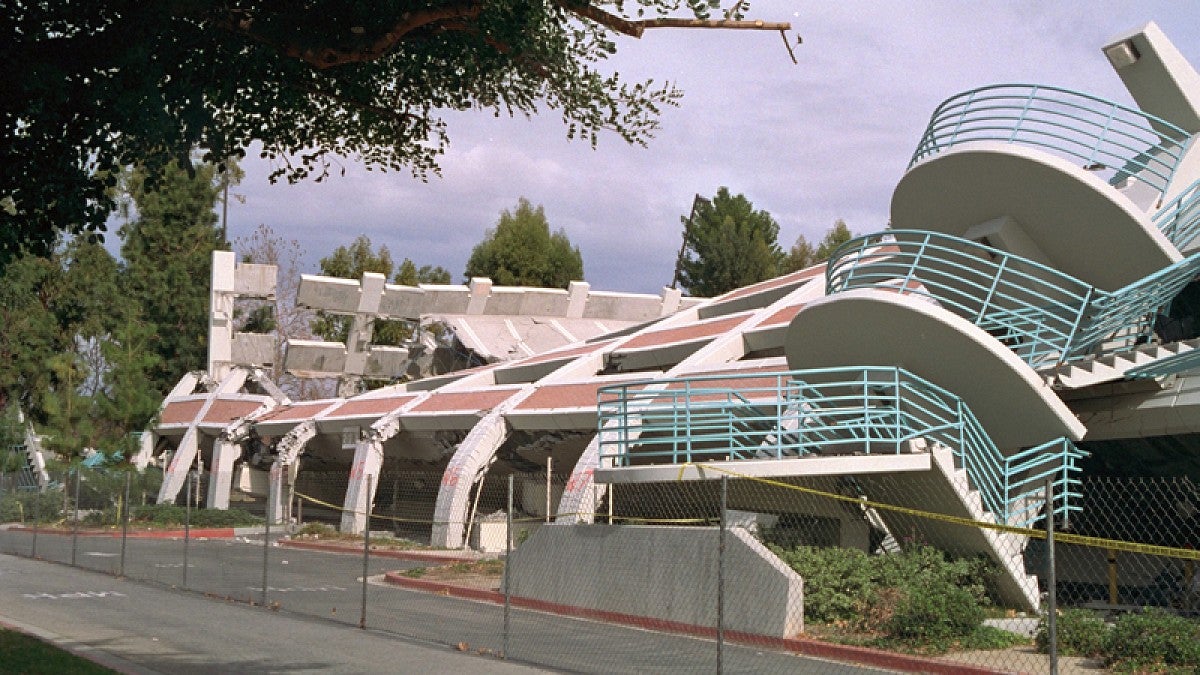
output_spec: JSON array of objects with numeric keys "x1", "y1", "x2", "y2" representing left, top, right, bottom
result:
[{"x1": 213, "y1": 2, "x2": 1200, "y2": 294}]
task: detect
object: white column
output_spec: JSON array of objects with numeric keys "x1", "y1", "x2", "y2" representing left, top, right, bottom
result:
[
  {"x1": 158, "y1": 426, "x2": 199, "y2": 504},
  {"x1": 267, "y1": 460, "x2": 285, "y2": 525},
  {"x1": 339, "y1": 437, "x2": 384, "y2": 534},
  {"x1": 430, "y1": 411, "x2": 509, "y2": 548},
  {"x1": 207, "y1": 438, "x2": 240, "y2": 509}
]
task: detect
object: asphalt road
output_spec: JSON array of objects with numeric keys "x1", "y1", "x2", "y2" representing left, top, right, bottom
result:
[{"x1": 0, "y1": 529, "x2": 892, "y2": 674}]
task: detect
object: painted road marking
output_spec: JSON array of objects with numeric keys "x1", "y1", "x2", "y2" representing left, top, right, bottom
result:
[
  {"x1": 85, "y1": 552, "x2": 118, "y2": 557},
  {"x1": 23, "y1": 591, "x2": 127, "y2": 599},
  {"x1": 246, "y1": 585, "x2": 348, "y2": 593}
]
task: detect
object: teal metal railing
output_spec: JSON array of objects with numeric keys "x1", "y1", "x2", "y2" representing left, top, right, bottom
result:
[
  {"x1": 1127, "y1": 345, "x2": 1200, "y2": 379},
  {"x1": 597, "y1": 367, "x2": 1085, "y2": 527},
  {"x1": 910, "y1": 84, "x2": 1191, "y2": 202},
  {"x1": 1153, "y1": 177, "x2": 1200, "y2": 251},
  {"x1": 826, "y1": 230, "x2": 1200, "y2": 368}
]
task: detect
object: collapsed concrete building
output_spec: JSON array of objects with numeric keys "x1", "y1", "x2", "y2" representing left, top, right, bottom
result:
[{"x1": 138, "y1": 21, "x2": 1200, "y2": 618}]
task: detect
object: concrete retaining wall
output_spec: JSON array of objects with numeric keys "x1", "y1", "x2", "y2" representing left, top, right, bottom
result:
[{"x1": 505, "y1": 525, "x2": 803, "y2": 637}]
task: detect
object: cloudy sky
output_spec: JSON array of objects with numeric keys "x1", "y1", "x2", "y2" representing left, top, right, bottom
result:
[{"x1": 215, "y1": 2, "x2": 1200, "y2": 295}]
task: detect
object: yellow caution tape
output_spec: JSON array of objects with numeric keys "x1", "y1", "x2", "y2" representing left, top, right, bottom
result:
[
  {"x1": 296, "y1": 467, "x2": 1200, "y2": 563},
  {"x1": 684, "y1": 463, "x2": 1200, "y2": 561}
]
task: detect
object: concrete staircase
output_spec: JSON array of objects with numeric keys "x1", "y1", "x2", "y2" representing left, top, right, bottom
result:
[
  {"x1": 858, "y1": 446, "x2": 1041, "y2": 611},
  {"x1": 1044, "y1": 337, "x2": 1200, "y2": 389}
]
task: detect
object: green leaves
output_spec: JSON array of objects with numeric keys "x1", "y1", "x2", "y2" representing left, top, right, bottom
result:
[
  {"x1": 2, "y1": 0, "x2": 731, "y2": 265},
  {"x1": 464, "y1": 197, "x2": 584, "y2": 288},
  {"x1": 676, "y1": 186, "x2": 782, "y2": 297}
]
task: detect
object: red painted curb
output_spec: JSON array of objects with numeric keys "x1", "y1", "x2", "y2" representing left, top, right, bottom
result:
[
  {"x1": 280, "y1": 539, "x2": 478, "y2": 563},
  {"x1": 382, "y1": 572, "x2": 1009, "y2": 675},
  {"x1": 7, "y1": 526, "x2": 237, "y2": 539}
]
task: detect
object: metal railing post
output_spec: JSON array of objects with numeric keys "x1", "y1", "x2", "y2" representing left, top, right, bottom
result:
[
  {"x1": 263, "y1": 501, "x2": 272, "y2": 608},
  {"x1": 504, "y1": 474, "x2": 513, "y2": 658},
  {"x1": 717, "y1": 475, "x2": 727, "y2": 674},
  {"x1": 119, "y1": 472, "x2": 130, "y2": 577},
  {"x1": 71, "y1": 468, "x2": 81, "y2": 566},
  {"x1": 359, "y1": 474, "x2": 372, "y2": 629},
  {"x1": 1046, "y1": 478, "x2": 1058, "y2": 675},
  {"x1": 31, "y1": 481, "x2": 40, "y2": 558},
  {"x1": 183, "y1": 471, "x2": 192, "y2": 590}
]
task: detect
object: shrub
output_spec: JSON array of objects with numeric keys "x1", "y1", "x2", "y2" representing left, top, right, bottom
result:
[
  {"x1": 0, "y1": 490, "x2": 64, "y2": 523},
  {"x1": 1104, "y1": 609, "x2": 1200, "y2": 673},
  {"x1": 768, "y1": 544, "x2": 873, "y2": 623},
  {"x1": 1035, "y1": 608, "x2": 1108, "y2": 657},
  {"x1": 884, "y1": 580, "x2": 984, "y2": 643},
  {"x1": 129, "y1": 504, "x2": 261, "y2": 527},
  {"x1": 768, "y1": 543, "x2": 996, "y2": 641}
]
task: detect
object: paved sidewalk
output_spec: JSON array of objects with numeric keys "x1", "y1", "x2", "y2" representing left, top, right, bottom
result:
[{"x1": 0, "y1": 553, "x2": 549, "y2": 674}]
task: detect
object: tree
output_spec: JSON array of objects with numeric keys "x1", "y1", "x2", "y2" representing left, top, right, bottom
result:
[
  {"x1": 780, "y1": 219, "x2": 856, "y2": 274},
  {"x1": 234, "y1": 224, "x2": 329, "y2": 398},
  {"x1": 396, "y1": 258, "x2": 452, "y2": 286},
  {"x1": 2, "y1": 2, "x2": 791, "y2": 268},
  {"x1": 0, "y1": 239, "x2": 158, "y2": 456},
  {"x1": 464, "y1": 198, "x2": 584, "y2": 288},
  {"x1": 119, "y1": 160, "x2": 223, "y2": 394},
  {"x1": 676, "y1": 187, "x2": 782, "y2": 297},
  {"x1": 311, "y1": 235, "x2": 412, "y2": 347}
]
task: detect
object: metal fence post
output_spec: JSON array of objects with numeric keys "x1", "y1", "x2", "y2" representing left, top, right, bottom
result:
[
  {"x1": 359, "y1": 474, "x2": 373, "y2": 630},
  {"x1": 545, "y1": 457, "x2": 552, "y2": 524},
  {"x1": 119, "y1": 472, "x2": 130, "y2": 577},
  {"x1": 262, "y1": 500, "x2": 271, "y2": 608},
  {"x1": 1046, "y1": 478, "x2": 1058, "y2": 675},
  {"x1": 718, "y1": 475, "x2": 727, "y2": 674},
  {"x1": 184, "y1": 471, "x2": 192, "y2": 590},
  {"x1": 31, "y1": 481, "x2": 41, "y2": 558},
  {"x1": 504, "y1": 474, "x2": 513, "y2": 658},
  {"x1": 71, "y1": 468, "x2": 81, "y2": 566}
]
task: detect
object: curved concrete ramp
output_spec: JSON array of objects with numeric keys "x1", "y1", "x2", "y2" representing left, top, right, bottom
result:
[
  {"x1": 891, "y1": 142, "x2": 1180, "y2": 291},
  {"x1": 785, "y1": 289, "x2": 1086, "y2": 449}
]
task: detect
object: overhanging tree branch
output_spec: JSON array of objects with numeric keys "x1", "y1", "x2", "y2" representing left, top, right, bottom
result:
[{"x1": 558, "y1": 1, "x2": 792, "y2": 39}]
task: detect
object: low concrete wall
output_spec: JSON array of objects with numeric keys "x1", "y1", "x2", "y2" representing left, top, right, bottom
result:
[{"x1": 505, "y1": 525, "x2": 803, "y2": 637}]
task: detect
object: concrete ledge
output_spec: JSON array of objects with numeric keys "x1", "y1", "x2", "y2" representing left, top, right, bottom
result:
[
  {"x1": 382, "y1": 572, "x2": 1006, "y2": 675},
  {"x1": 597, "y1": 453, "x2": 931, "y2": 483}
]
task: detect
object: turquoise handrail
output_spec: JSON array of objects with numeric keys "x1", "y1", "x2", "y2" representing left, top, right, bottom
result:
[
  {"x1": 826, "y1": 230, "x2": 1200, "y2": 368},
  {"x1": 597, "y1": 367, "x2": 1084, "y2": 527},
  {"x1": 1153, "y1": 177, "x2": 1200, "y2": 250},
  {"x1": 911, "y1": 84, "x2": 1190, "y2": 202}
]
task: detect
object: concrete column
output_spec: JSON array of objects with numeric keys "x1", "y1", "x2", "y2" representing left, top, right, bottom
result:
[
  {"x1": 339, "y1": 437, "x2": 383, "y2": 534},
  {"x1": 556, "y1": 434, "x2": 604, "y2": 525},
  {"x1": 207, "y1": 438, "x2": 240, "y2": 510},
  {"x1": 429, "y1": 411, "x2": 509, "y2": 548},
  {"x1": 158, "y1": 426, "x2": 199, "y2": 504}
]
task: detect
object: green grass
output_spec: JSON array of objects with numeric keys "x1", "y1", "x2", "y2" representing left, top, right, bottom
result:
[{"x1": 0, "y1": 628, "x2": 115, "y2": 674}]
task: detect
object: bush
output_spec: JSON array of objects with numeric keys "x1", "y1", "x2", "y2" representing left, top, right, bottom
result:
[
  {"x1": 768, "y1": 544, "x2": 874, "y2": 623},
  {"x1": 129, "y1": 504, "x2": 261, "y2": 527},
  {"x1": 1105, "y1": 609, "x2": 1200, "y2": 673},
  {"x1": 1035, "y1": 608, "x2": 1108, "y2": 657},
  {"x1": 885, "y1": 580, "x2": 984, "y2": 643},
  {"x1": 768, "y1": 543, "x2": 997, "y2": 645},
  {"x1": 0, "y1": 490, "x2": 65, "y2": 524}
]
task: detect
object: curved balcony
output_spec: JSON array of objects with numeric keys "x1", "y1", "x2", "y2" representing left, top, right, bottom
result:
[
  {"x1": 596, "y1": 367, "x2": 1085, "y2": 527},
  {"x1": 910, "y1": 84, "x2": 1190, "y2": 203},
  {"x1": 826, "y1": 230, "x2": 1200, "y2": 368}
]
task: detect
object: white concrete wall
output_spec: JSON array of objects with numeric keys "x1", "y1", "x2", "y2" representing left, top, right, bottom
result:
[{"x1": 505, "y1": 525, "x2": 803, "y2": 637}]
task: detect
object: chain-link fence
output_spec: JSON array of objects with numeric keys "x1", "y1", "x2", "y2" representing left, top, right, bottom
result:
[{"x1": 2, "y1": 464, "x2": 1198, "y2": 673}]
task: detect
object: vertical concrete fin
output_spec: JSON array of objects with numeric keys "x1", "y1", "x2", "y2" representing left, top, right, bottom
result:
[{"x1": 429, "y1": 410, "x2": 509, "y2": 548}]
